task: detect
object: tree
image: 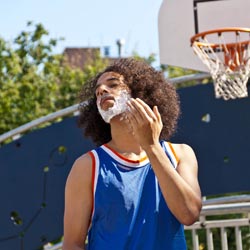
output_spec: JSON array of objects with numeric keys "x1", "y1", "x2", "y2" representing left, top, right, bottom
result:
[
  {"x1": 0, "y1": 21, "x2": 204, "y2": 137},
  {"x1": 0, "y1": 22, "x2": 108, "y2": 135}
]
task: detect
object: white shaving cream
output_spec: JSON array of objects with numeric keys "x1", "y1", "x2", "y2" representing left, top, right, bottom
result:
[{"x1": 97, "y1": 90, "x2": 131, "y2": 123}]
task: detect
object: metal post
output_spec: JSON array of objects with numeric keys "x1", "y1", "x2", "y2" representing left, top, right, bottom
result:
[
  {"x1": 206, "y1": 228, "x2": 214, "y2": 250},
  {"x1": 192, "y1": 229, "x2": 199, "y2": 250},
  {"x1": 220, "y1": 227, "x2": 228, "y2": 250},
  {"x1": 235, "y1": 227, "x2": 243, "y2": 250}
]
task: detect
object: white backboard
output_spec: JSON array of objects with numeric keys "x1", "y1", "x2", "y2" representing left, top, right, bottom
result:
[{"x1": 158, "y1": 0, "x2": 250, "y2": 72}]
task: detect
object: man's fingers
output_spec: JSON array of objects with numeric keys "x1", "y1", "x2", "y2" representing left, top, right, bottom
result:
[
  {"x1": 131, "y1": 98, "x2": 154, "y2": 118},
  {"x1": 129, "y1": 98, "x2": 157, "y2": 122},
  {"x1": 153, "y1": 106, "x2": 162, "y2": 124},
  {"x1": 126, "y1": 100, "x2": 141, "y2": 124}
]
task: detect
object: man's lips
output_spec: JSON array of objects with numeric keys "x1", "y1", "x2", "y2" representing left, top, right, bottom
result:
[{"x1": 100, "y1": 96, "x2": 115, "y2": 106}]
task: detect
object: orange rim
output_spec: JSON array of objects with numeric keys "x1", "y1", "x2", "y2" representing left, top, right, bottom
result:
[
  {"x1": 193, "y1": 40, "x2": 250, "y2": 50},
  {"x1": 190, "y1": 27, "x2": 250, "y2": 48}
]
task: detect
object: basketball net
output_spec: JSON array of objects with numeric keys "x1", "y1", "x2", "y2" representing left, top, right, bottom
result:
[{"x1": 191, "y1": 28, "x2": 250, "y2": 100}]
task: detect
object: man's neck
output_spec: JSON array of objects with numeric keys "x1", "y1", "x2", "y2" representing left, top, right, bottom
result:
[{"x1": 108, "y1": 116, "x2": 144, "y2": 156}]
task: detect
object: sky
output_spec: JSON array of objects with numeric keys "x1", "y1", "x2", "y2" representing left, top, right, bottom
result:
[{"x1": 0, "y1": 0, "x2": 163, "y2": 63}]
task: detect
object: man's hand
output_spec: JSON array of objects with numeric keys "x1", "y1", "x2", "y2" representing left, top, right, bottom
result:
[{"x1": 125, "y1": 98, "x2": 163, "y2": 149}]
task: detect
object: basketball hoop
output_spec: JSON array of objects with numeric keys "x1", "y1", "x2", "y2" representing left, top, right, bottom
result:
[{"x1": 190, "y1": 27, "x2": 250, "y2": 100}]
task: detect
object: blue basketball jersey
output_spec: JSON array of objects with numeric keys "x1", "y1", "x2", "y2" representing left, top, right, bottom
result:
[{"x1": 87, "y1": 141, "x2": 186, "y2": 250}]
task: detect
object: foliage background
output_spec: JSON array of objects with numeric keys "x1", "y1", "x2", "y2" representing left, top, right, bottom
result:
[{"x1": 0, "y1": 22, "x2": 108, "y2": 135}]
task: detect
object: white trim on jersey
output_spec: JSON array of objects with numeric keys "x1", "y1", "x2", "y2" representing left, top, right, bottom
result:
[
  {"x1": 101, "y1": 145, "x2": 150, "y2": 168},
  {"x1": 163, "y1": 142, "x2": 178, "y2": 169},
  {"x1": 90, "y1": 150, "x2": 100, "y2": 222}
]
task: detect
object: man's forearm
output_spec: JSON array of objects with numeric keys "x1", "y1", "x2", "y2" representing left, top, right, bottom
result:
[{"x1": 144, "y1": 143, "x2": 201, "y2": 225}]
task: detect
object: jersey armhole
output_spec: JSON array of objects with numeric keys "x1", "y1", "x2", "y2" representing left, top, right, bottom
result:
[
  {"x1": 161, "y1": 141, "x2": 179, "y2": 169},
  {"x1": 167, "y1": 142, "x2": 180, "y2": 164},
  {"x1": 87, "y1": 151, "x2": 99, "y2": 228}
]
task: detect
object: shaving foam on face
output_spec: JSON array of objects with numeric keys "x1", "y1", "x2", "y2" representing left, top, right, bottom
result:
[{"x1": 97, "y1": 90, "x2": 131, "y2": 123}]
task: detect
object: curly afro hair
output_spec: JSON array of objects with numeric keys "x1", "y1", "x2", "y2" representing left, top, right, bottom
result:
[{"x1": 78, "y1": 58, "x2": 180, "y2": 146}]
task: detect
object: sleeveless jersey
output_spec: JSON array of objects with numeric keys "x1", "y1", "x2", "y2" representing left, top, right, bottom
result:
[{"x1": 87, "y1": 141, "x2": 186, "y2": 250}]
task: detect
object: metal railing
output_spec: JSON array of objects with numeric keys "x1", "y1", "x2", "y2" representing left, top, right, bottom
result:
[
  {"x1": 44, "y1": 195, "x2": 250, "y2": 250},
  {"x1": 0, "y1": 73, "x2": 211, "y2": 144},
  {"x1": 0, "y1": 104, "x2": 79, "y2": 144},
  {"x1": 185, "y1": 195, "x2": 250, "y2": 250}
]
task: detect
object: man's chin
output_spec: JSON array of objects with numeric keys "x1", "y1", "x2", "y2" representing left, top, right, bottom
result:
[
  {"x1": 100, "y1": 104, "x2": 114, "y2": 112},
  {"x1": 99, "y1": 109, "x2": 124, "y2": 123},
  {"x1": 101, "y1": 100, "x2": 115, "y2": 110}
]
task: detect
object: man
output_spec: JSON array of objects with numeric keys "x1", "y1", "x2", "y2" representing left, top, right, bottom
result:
[{"x1": 63, "y1": 58, "x2": 202, "y2": 250}]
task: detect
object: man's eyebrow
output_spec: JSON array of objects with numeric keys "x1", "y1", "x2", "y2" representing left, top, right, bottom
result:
[
  {"x1": 95, "y1": 77, "x2": 121, "y2": 90},
  {"x1": 107, "y1": 77, "x2": 120, "y2": 81}
]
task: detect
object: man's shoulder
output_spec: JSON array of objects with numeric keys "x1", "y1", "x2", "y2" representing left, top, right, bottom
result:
[
  {"x1": 70, "y1": 152, "x2": 94, "y2": 177},
  {"x1": 75, "y1": 144, "x2": 104, "y2": 164},
  {"x1": 65, "y1": 152, "x2": 94, "y2": 193},
  {"x1": 169, "y1": 142, "x2": 193, "y2": 150},
  {"x1": 169, "y1": 142, "x2": 197, "y2": 164},
  {"x1": 166, "y1": 141, "x2": 195, "y2": 157}
]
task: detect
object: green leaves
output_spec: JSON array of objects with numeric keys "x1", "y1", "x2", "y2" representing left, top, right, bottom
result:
[
  {"x1": 0, "y1": 21, "x2": 108, "y2": 135},
  {"x1": 1, "y1": 21, "x2": 160, "y2": 136}
]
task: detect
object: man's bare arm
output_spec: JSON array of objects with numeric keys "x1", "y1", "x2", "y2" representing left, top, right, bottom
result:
[
  {"x1": 144, "y1": 143, "x2": 202, "y2": 225},
  {"x1": 62, "y1": 154, "x2": 93, "y2": 250}
]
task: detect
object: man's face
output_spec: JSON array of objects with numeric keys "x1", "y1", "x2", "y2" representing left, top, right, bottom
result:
[
  {"x1": 95, "y1": 71, "x2": 131, "y2": 123},
  {"x1": 95, "y1": 72, "x2": 128, "y2": 111}
]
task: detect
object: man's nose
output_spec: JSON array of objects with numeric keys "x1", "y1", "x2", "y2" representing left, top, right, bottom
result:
[{"x1": 97, "y1": 85, "x2": 109, "y2": 96}]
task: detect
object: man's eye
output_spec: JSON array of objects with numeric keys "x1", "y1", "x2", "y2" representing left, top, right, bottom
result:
[{"x1": 110, "y1": 83, "x2": 118, "y2": 88}]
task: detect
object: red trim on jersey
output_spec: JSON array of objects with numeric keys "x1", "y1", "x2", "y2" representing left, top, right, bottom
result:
[
  {"x1": 104, "y1": 144, "x2": 148, "y2": 163},
  {"x1": 88, "y1": 151, "x2": 96, "y2": 226}
]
